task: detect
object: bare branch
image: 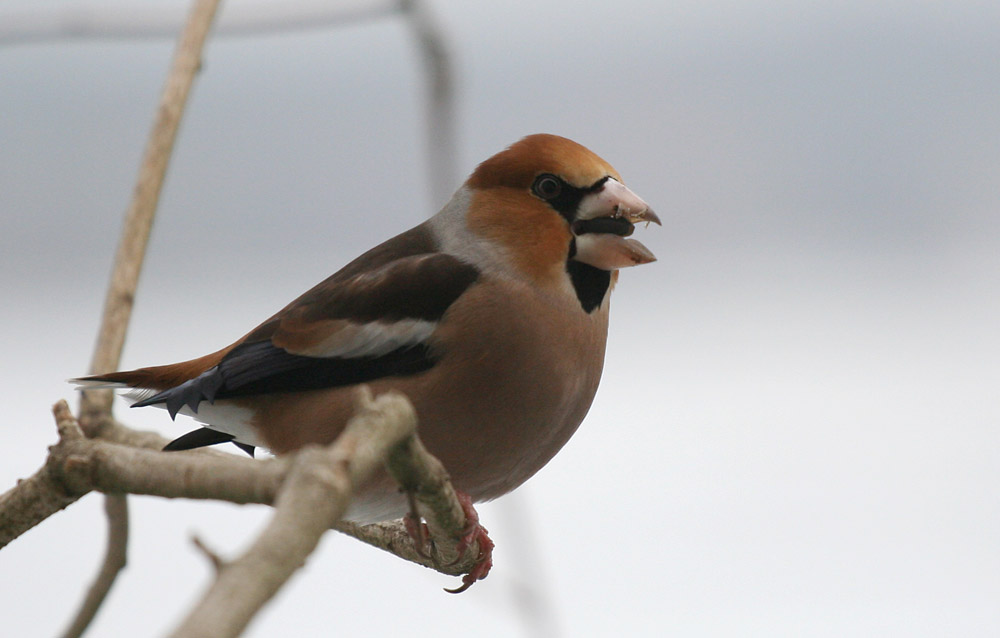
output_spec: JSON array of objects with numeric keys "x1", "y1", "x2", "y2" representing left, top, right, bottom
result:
[
  {"x1": 387, "y1": 434, "x2": 479, "y2": 564},
  {"x1": 0, "y1": 1, "x2": 401, "y2": 46},
  {"x1": 3, "y1": 389, "x2": 494, "y2": 632},
  {"x1": 191, "y1": 535, "x2": 226, "y2": 573},
  {"x1": 402, "y1": 0, "x2": 458, "y2": 206},
  {"x1": 0, "y1": 403, "x2": 269, "y2": 550},
  {"x1": 0, "y1": 403, "x2": 87, "y2": 548},
  {"x1": 60, "y1": 494, "x2": 129, "y2": 638},
  {"x1": 0, "y1": 455, "x2": 85, "y2": 550},
  {"x1": 62, "y1": 2, "x2": 223, "y2": 632},
  {"x1": 335, "y1": 519, "x2": 469, "y2": 576},
  {"x1": 4, "y1": 394, "x2": 478, "y2": 552},
  {"x1": 332, "y1": 432, "x2": 487, "y2": 578},
  {"x1": 168, "y1": 388, "x2": 417, "y2": 638},
  {"x1": 82, "y1": 0, "x2": 223, "y2": 414}
]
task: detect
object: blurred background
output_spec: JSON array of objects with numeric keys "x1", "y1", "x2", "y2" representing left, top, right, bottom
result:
[{"x1": 1, "y1": 0, "x2": 998, "y2": 636}]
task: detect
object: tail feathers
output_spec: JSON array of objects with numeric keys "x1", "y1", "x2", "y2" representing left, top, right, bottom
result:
[
  {"x1": 71, "y1": 377, "x2": 126, "y2": 390},
  {"x1": 72, "y1": 355, "x2": 228, "y2": 418},
  {"x1": 132, "y1": 368, "x2": 224, "y2": 419},
  {"x1": 74, "y1": 368, "x2": 170, "y2": 388},
  {"x1": 71, "y1": 349, "x2": 230, "y2": 403},
  {"x1": 73, "y1": 369, "x2": 257, "y2": 459},
  {"x1": 71, "y1": 377, "x2": 159, "y2": 406}
]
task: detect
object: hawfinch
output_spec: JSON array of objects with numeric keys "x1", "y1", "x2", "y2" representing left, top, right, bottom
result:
[{"x1": 78, "y1": 134, "x2": 659, "y2": 525}]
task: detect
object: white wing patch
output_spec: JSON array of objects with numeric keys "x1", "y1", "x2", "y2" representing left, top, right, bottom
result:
[{"x1": 295, "y1": 318, "x2": 437, "y2": 359}]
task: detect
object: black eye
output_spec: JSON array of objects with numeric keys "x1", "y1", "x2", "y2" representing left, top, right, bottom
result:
[{"x1": 532, "y1": 174, "x2": 563, "y2": 200}]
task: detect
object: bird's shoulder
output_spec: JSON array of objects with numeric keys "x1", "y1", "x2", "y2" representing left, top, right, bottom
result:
[{"x1": 245, "y1": 221, "x2": 482, "y2": 355}]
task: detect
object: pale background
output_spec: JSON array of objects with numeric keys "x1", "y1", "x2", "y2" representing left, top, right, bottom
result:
[{"x1": 1, "y1": 1, "x2": 998, "y2": 636}]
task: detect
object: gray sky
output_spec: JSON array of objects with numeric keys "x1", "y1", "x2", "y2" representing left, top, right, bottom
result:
[{"x1": 1, "y1": 1, "x2": 998, "y2": 636}]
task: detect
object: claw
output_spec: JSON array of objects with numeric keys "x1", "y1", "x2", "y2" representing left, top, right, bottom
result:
[{"x1": 443, "y1": 491, "x2": 494, "y2": 594}]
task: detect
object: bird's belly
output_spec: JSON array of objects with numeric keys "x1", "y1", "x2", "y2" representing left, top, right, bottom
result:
[{"x1": 407, "y1": 318, "x2": 607, "y2": 501}]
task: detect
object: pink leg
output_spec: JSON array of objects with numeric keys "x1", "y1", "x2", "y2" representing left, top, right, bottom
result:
[
  {"x1": 403, "y1": 490, "x2": 432, "y2": 560},
  {"x1": 443, "y1": 491, "x2": 495, "y2": 594}
]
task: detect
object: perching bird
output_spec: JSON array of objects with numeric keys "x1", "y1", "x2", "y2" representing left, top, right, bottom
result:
[{"x1": 77, "y1": 134, "x2": 659, "y2": 527}]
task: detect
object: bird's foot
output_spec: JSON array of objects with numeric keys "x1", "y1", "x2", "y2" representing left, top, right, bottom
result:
[
  {"x1": 443, "y1": 491, "x2": 494, "y2": 594},
  {"x1": 403, "y1": 491, "x2": 432, "y2": 560}
]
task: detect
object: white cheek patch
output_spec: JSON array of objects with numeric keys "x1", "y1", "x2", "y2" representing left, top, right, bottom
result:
[{"x1": 573, "y1": 234, "x2": 657, "y2": 270}]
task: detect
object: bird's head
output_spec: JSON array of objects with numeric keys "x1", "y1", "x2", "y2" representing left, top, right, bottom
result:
[{"x1": 462, "y1": 134, "x2": 660, "y2": 284}]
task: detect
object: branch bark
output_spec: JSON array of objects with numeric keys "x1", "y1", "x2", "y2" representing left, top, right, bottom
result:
[
  {"x1": 332, "y1": 432, "x2": 488, "y2": 579},
  {"x1": 2, "y1": 393, "x2": 487, "y2": 590},
  {"x1": 0, "y1": 402, "x2": 278, "y2": 551},
  {"x1": 169, "y1": 388, "x2": 417, "y2": 638}
]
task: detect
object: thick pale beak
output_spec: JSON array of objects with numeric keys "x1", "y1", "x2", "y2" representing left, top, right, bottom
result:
[{"x1": 571, "y1": 178, "x2": 660, "y2": 271}]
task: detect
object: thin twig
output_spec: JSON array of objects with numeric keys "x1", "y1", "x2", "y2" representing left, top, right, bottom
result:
[
  {"x1": 64, "y1": 2, "x2": 223, "y2": 635},
  {"x1": 59, "y1": 494, "x2": 129, "y2": 638},
  {"x1": 401, "y1": 0, "x2": 457, "y2": 206},
  {"x1": 0, "y1": 1, "x2": 402, "y2": 46},
  {"x1": 191, "y1": 535, "x2": 226, "y2": 573},
  {"x1": 80, "y1": 0, "x2": 222, "y2": 421}
]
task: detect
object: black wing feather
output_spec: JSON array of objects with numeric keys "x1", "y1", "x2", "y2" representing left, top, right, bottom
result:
[
  {"x1": 162, "y1": 427, "x2": 235, "y2": 450},
  {"x1": 134, "y1": 341, "x2": 435, "y2": 418},
  {"x1": 161, "y1": 427, "x2": 255, "y2": 456},
  {"x1": 133, "y1": 248, "x2": 479, "y2": 419}
]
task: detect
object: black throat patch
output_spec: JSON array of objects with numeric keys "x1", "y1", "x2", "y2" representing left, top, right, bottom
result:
[{"x1": 566, "y1": 257, "x2": 611, "y2": 313}]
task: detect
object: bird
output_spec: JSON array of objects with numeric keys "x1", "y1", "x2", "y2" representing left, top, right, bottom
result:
[{"x1": 76, "y1": 133, "x2": 658, "y2": 587}]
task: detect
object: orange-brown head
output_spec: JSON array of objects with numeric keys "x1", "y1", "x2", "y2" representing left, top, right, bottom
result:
[{"x1": 460, "y1": 134, "x2": 660, "y2": 285}]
